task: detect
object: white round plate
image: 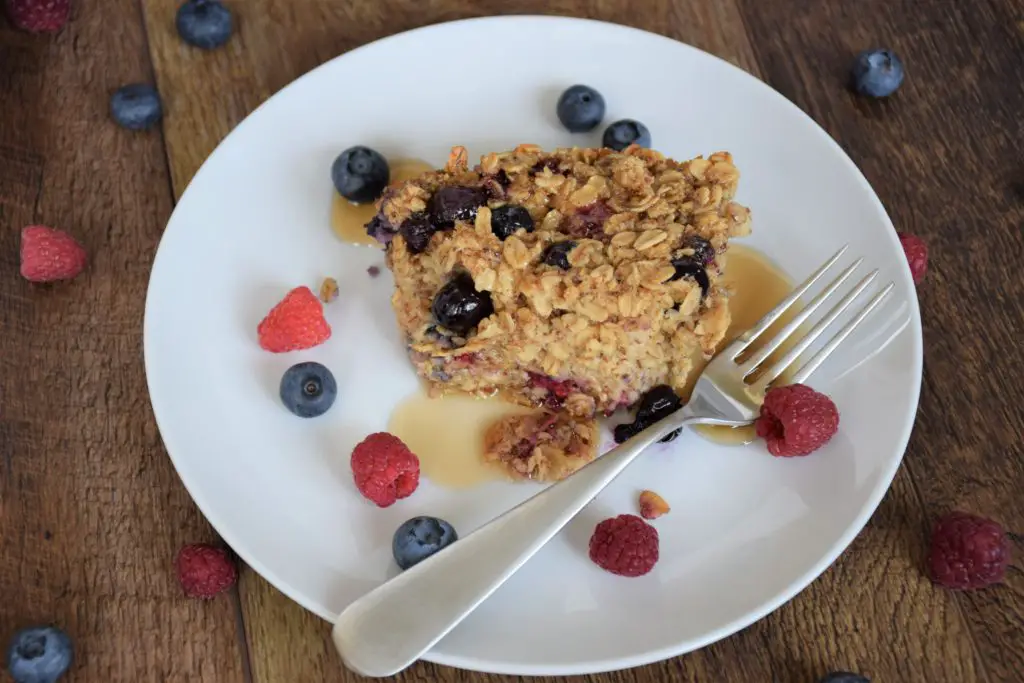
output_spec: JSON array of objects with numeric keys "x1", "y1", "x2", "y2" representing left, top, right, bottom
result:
[{"x1": 144, "y1": 15, "x2": 922, "y2": 676}]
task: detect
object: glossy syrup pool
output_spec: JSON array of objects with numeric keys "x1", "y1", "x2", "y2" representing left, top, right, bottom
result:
[
  {"x1": 387, "y1": 389, "x2": 533, "y2": 488},
  {"x1": 691, "y1": 244, "x2": 800, "y2": 445},
  {"x1": 330, "y1": 158, "x2": 434, "y2": 246}
]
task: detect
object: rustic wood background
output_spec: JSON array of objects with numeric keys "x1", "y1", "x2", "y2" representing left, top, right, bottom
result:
[{"x1": 1, "y1": 0, "x2": 1022, "y2": 681}]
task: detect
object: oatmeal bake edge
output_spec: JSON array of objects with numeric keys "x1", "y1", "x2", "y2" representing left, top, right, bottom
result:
[{"x1": 367, "y1": 143, "x2": 752, "y2": 418}]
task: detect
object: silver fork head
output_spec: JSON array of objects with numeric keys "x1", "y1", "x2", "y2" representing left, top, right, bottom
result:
[{"x1": 693, "y1": 244, "x2": 896, "y2": 422}]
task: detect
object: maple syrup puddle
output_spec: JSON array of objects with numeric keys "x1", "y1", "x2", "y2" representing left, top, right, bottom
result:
[
  {"x1": 331, "y1": 158, "x2": 435, "y2": 246},
  {"x1": 387, "y1": 390, "x2": 533, "y2": 489},
  {"x1": 691, "y1": 244, "x2": 801, "y2": 446}
]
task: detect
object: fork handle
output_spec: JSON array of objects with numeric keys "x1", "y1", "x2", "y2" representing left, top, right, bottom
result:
[{"x1": 332, "y1": 407, "x2": 742, "y2": 677}]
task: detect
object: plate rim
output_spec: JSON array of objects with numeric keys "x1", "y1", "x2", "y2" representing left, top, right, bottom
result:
[{"x1": 143, "y1": 13, "x2": 924, "y2": 676}]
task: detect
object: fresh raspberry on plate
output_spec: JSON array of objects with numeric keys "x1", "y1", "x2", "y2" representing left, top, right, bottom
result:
[
  {"x1": 20, "y1": 225, "x2": 87, "y2": 283},
  {"x1": 175, "y1": 543, "x2": 238, "y2": 599},
  {"x1": 898, "y1": 232, "x2": 928, "y2": 284},
  {"x1": 350, "y1": 432, "x2": 420, "y2": 507},
  {"x1": 589, "y1": 514, "x2": 659, "y2": 577},
  {"x1": 4, "y1": 0, "x2": 70, "y2": 33},
  {"x1": 755, "y1": 383, "x2": 839, "y2": 457},
  {"x1": 928, "y1": 511, "x2": 1009, "y2": 590},
  {"x1": 257, "y1": 285, "x2": 331, "y2": 352}
]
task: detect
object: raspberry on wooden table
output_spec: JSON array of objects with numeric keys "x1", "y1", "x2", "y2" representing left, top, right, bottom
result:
[
  {"x1": 4, "y1": 0, "x2": 69, "y2": 33},
  {"x1": 928, "y1": 511, "x2": 1009, "y2": 590},
  {"x1": 175, "y1": 544, "x2": 238, "y2": 599},
  {"x1": 589, "y1": 514, "x2": 659, "y2": 577},
  {"x1": 754, "y1": 384, "x2": 839, "y2": 457},
  {"x1": 257, "y1": 286, "x2": 332, "y2": 352},
  {"x1": 350, "y1": 432, "x2": 420, "y2": 508},
  {"x1": 897, "y1": 233, "x2": 929, "y2": 284},
  {"x1": 19, "y1": 225, "x2": 87, "y2": 283}
]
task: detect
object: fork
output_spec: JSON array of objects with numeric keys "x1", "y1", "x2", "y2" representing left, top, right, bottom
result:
[{"x1": 332, "y1": 244, "x2": 896, "y2": 678}]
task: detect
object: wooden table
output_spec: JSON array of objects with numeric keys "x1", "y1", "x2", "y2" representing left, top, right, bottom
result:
[{"x1": 2, "y1": 1, "x2": 1022, "y2": 681}]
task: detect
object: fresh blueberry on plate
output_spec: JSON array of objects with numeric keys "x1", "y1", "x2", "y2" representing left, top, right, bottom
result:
[
  {"x1": 850, "y1": 49, "x2": 904, "y2": 98},
  {"x1": 556, "y1": 84, "x2": 606, "y2": 132},
  {"x1": 332, "y1": 146, "x2": 390, "y2": 204},
  {"x1": 393, "y1": 516, "x2": 458, "y2": 570},
  {"x1": 176, "y1": 0, "x2": 233, "y2": 50},
  {"x1": 279, "y1": 362, "x2": 337, "y2": 418},
  {"x1": 602, "y1": 119, "x2": 651, "y2": 151},
  {"x1": 6, "y1": 626, "x2": 74, "y2": 683},
  {"x1": 110, "y1": 84, "x2": 163, "y2": 131}
]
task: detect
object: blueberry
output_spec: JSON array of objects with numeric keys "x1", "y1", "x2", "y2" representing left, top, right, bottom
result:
[
  {"x1": 684, "y1": 235, "x2": 715, "y2": 266},
  {"x1": 490, "y1": 205, "x2": 534, "y2": 241},
  {"x1": 428, "y1": 186, "x2": 488, "y2": 229},
  {"x1": 670, "y1": 256, "x2": 710, "y2": 297},
  {"x1": 332, "y1": 146, "x2": 390, "y2": 204},
  {"x1": 819, "y1": 673, "x2": 870, "y2": 683},
  {"x1": 613, "y1": 422, "x2": 637, "y2": 443},
  {"x1": 6, "y1": 626, "x2": 73, "y2": 683},
  {"x1": 399, "y1": 213, "x2": 435, "y2": 253},
  {"x1": 850, "y1": 49, "x2": 904, "y2": 98},
  {"x1": 175, "y1": 0, "x2": 233, "y2": 50},
  {"x1": 110, "y1": 84, "x2": 162, "y2": 131},
  {"x1": 279, "y1": 362, "x2": 337, "y2": 418},
  {"x1": 365, "y1": 212, "x2": 396, "y2": 245},
  {"x1": 602, "y1": 119, "x2": 651, "y2": 151},
  {"x1": 614, "y1": 385, "x2": 683, "y2": 444},
  {"x1": 392, "y1": 516, "x2": 458, "y2": 570},
  {"x1": 541, "y1": 241, "x2": 576, "y2": 270},
  {"x1": 556, "y1": 84, "x2": 606, "y2": 133},
  {"x1": 431, "y1": 272, "x2": 494, "y2": 335}
]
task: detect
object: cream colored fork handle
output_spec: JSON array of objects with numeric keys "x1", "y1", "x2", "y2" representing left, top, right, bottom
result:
[{"x1": 332, "y1": 408, "x2": 744, "y2": 678}]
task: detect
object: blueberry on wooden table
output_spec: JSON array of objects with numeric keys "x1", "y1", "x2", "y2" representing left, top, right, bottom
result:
[
  {"x1": 110, "y1": 84, "x2": 162, "y2": 131},
  {"x1": 850, "y1": 48, "x2": 904, "y2": 97},
  {"x1": 176, "y1": 0, "x2": 234, "y2": 49},
  {"x1": 5, "y1": 626, "x2": 74, "y2": 683}
]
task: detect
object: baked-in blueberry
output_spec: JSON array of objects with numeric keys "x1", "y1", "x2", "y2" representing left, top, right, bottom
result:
[
  {"x1": 428, "y1": 186, "x2": 488, "y2": 229},
  {"x1": 602, "y1": 119, "x2": 651, "y2": 151},
  {"x1": 614, "y1": 385, "x2": 683, "y2": 444},
  {"x1": 490, "y1": 205, "x2": 534, "y2": 241},
  {"x1": 670, "y1": 256, "x2": 710, "y2": 297},
  {"x1": 392, "y1": 516, "x2": 458, "y2": 570},
  {"x1": 556, "y1": 85, "x2": 606, "y2": 132},
  {"x1": 684, "y1": 235, "x2": 715, "y2": 266},
  {"x1": 332, "y1": 146, "x2": 390, "y2": 204},
  {"x1": 279, "y1": 362, "x2": 337, "y2": 418},
  {"x1": 850, "y1": 49, "x2": 904, "y2": 98},
  {"x1": 431, "y1": 272, "x2": 494, "y2": 335},
  {"x1": 541, "y1": 241, "x2": 576, "y2": 270},
  {"x1": 175, "y1": 0, "x2": 233, "y2": 49},
  {"x1": 399, "y1": 213, "x2": 435, "y2": 253}
]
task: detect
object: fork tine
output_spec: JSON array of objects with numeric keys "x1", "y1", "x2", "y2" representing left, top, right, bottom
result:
[
  {"x1": 748, "y1": 269, "x2": 881, "y2": 390},
  {"x1": 728, "y1": 244, "x2": 849, "y2": 358},
  {"x1": 788, "y1": 282, "x2": 895, "y2": 384},
  {"x1": 737, "y1": 257, "x2": 863, "y2": 373}
]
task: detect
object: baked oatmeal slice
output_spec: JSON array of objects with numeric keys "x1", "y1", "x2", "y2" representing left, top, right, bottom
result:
[
  {"x1": 484, "y1": 411, "x2": 599, "y2": 482},
  {"x1": 370, "y1": 144, "x2": 752, "y2": 417}
]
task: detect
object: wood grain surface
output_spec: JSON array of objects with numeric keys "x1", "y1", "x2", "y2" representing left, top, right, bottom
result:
[{"x1": 2, "y1": 0, "x2": 1021, "y2": 681}]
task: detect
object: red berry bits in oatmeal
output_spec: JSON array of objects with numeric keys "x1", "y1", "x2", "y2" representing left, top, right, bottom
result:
[
  {"x1": 257, "y1": 285, "x2": 332, "y2": 352},
  {"x1": 483, "y1": 411, "x2": 598, "y2": 482},
  {"x1": 638, "y1": 490, "x2": 670, "y2": 520},
  {"x1": 350, "y1": 432, "x2": 420, "y2": 507},
  {"x1": 928, "y1": 511, "x2": 1009, "y2": 590},
  {"x1": 377, "y1": 144, "x2": 752, "y2": 418},
  {"x1": 754, "y1": 384, "x2": 839, "y2": 457},
  {"x1": 589, "y1": 514, "x2": 659, "y2": 577}
]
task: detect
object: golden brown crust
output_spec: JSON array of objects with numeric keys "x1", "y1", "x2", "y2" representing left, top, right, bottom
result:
[{"x1": 378, "y1": 144, "x2": 752, "y2": 416}]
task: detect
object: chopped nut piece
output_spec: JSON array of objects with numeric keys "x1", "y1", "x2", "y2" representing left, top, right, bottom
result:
[
  {"x1": 319, "y1": 277, "x2": 339, "y2": 303},
  {"x1": 638, "y1": 490, "x2": 670, "y2": 520}
]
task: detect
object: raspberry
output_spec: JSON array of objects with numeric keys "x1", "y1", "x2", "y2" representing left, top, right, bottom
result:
[
  {"x1": 257, "y1": 286, "x2": 331, "y2": 352},
  {"x1": 350, "y1": 432, "x2": 420, "y2": 507},
  {"x1": 174, "y1": 544, "x2": 238, "y2": 599},
  {"x1": 638, "y1": 490, "x2": 670, "y2": 520},
  {"x1": 755, "y1": 383, "x2": 839, "y2": 457},
  {"x1": 898, "y1": 233, "x2": 928, "y2": 284},
  {"x1": 4, "y1": 0, "x2": 70, "y2": 32},
  {"x1": 588, "y1": 514, "x2": 659, "y2": 577},
  {"x1": 928, "y1": 511, "x2": 1009, "y2": 590},
  {"x1": 19, "y1": 225, "x2": 87, "y2": 283}
]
